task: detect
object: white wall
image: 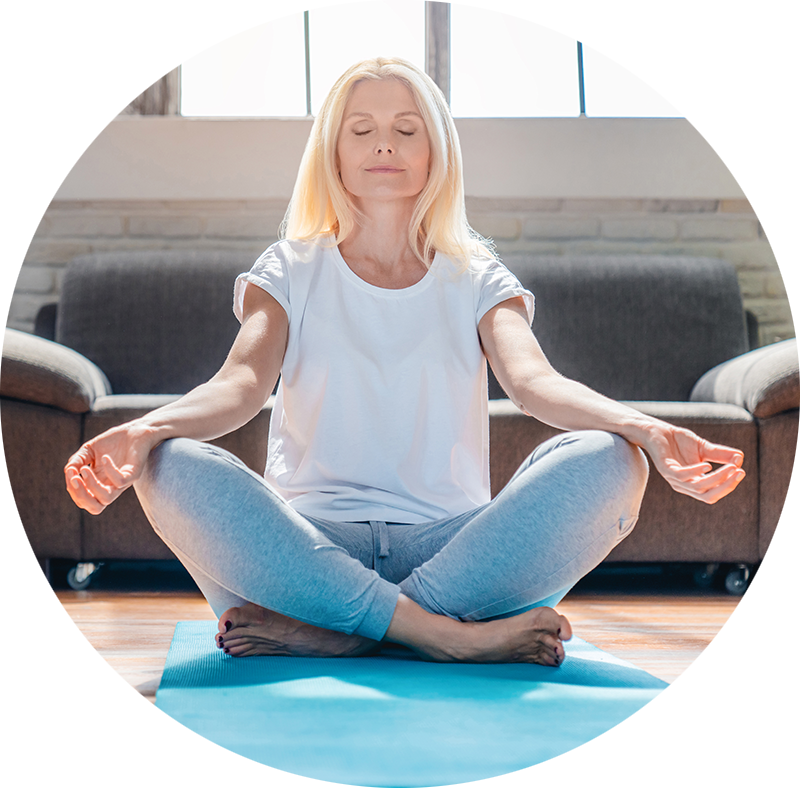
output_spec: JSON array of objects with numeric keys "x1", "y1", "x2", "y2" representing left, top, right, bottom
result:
[{"x1": 55, "y1": 116, "x2": 744, "y2": 201}]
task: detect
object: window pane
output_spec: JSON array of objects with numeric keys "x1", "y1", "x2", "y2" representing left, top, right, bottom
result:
[
  {"x1": 451, "y1": 7, "x2": 579, "y2": 118},
  {"x1": 0, "y1": 0, "x2": 17, "y2": 98},
  {"x1": 19, "y1": 0, "x2": 114, "y2": 98},
  {"x1": 180, "y1": 13, "x2": 307, "y2": 117},
  {"x1": 581, "y1": 0, "x2": 695, "y2": 117},
  {"x1": 764, "y1": 0, "x2": 800, "y2": 98},
  {"x1": 309, "y1": 1, "x2": 425, "y2": 114}
]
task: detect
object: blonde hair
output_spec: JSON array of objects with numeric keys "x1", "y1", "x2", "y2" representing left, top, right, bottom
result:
[{"x1": 280, "y1": 57, "x2": 494, "y2": 269}]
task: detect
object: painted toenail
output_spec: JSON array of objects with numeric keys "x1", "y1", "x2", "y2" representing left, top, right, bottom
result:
[
  {"x1": 224, "y1": 648, "x2": 229, "y2": 653},
  {"x1": 225, "y1": 620, "x2": 232, "y2": 632}
]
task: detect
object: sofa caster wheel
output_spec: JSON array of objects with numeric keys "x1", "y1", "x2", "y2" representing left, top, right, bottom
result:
[
  {"x1": 693, "y1": 563, "x2": 719, "y2": 588},
  {"x1": 723, "y1": 564, "x2": 750, "y2": 596},
  {"x1": 67, "y1": 562, "x2": 102, "y2": 590}
]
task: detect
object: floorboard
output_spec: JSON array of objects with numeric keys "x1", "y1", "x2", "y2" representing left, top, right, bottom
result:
[{"x1": 0, "y1": 564, "x2": 800, "y2": 788}]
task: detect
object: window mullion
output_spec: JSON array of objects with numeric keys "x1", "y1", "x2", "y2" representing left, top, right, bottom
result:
[{"x1": 425, "y1": 1, "x2": 450, "y2": 104}]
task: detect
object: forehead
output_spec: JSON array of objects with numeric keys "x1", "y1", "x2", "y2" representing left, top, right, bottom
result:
[{"x1": 343, "y1": 78, "x2": 421, "y2": 117}]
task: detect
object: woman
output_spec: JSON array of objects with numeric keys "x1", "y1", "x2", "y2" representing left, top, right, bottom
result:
[{"x1": 64, "y1": 58, "x2": 745, "y2": 667}]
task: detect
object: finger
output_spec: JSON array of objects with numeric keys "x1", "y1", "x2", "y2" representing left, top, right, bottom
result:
[
  {"x1": 675, "y1": 467, "x2": 746, "y2": 503},
  {"x1": 663, "y1": 460, "x2": 713, "y2": 479},
  {"x1": 66, "y1": 475, "x2": 107, "y2": 515},
  {"x1": 79, "y1": 465, "x2": 119, "y2": 506},
  {"x1": 65, "y1": 444, "x2": 96, "y2": 472},
  {"x1": 679, "y1": 463, "x2": 743, "y2": 492},
  {"x1": 669, "y1": 464, "x2": 740, "y2": 496},
  {"x1": 697, "y1": 441, "x2": 744, "y2": 467},
  {"x1": 99, "y1": 455, "x2": 134, "y2": 487}
]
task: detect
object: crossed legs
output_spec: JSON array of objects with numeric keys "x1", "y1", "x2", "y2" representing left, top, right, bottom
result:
[{"x1": 134, "y1": 431, "x2": 648, "y2": 665}]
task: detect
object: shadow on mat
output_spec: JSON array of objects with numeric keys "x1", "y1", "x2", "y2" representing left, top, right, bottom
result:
[{"x1": 160, "y1": 640, "x2": 666, "y2": 696}]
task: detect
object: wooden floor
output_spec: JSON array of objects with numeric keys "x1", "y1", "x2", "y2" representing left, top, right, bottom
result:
[{"x1": 0, "y1": 564, "x2": 800, "y2": 788}]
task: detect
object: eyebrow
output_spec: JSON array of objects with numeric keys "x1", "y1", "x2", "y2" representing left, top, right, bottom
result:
[{"x1": 345, "y1": 111, "x2": 423, "y2": 120}]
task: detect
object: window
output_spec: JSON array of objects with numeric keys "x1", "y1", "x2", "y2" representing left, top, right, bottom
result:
[
  {"x1": 450, "y1": 0, "x2": 695, "y2": 117},
  {"x1": 0, "y1": 0, "x2": 800, "y2": 117},
  {"x1": 181, "y1": 0, "x2": 425, "y2": 117}
]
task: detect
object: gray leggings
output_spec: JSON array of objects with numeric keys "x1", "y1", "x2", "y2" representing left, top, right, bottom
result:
[{"x1": 134, "y1": 430, "x2": 649, "y2": 641}]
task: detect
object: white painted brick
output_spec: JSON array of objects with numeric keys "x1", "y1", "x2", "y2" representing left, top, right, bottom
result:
[
  {"x1": 680, "y1": 217, "x2": 757, "y2": 241},
  {"x1": 719, "y1": 200, "x2": 800, "y2": 214},
  {"x1": 744, "y1": 299, "x2": 794, "y2": 325},
  {"x1": 765, "y1": 270, "x2": 800, "y2": 298},
  {"x1": 467, "y1": 197, "x2": 561, "y2": 213},
  {"x1": 758, "y1": 219, "x2": 800, "y2": 241},
  {"x1": 162, "y1": 199, "x2": 248, "y2": 212},
  {"x1": 718, "y1": 242, "x2": 779, "y2": 270},
  {"x1": 523, "y1": 217, "x2": 599, "y2": 240},
  {"x1": 644, "y1": 199, "x2": 718, "y2": 213},
  {"x1": 204, "y1": 215, "x2": 281, "y2": 240},
  {"x1": 14, "y1": 265, "x2": 55, "y2": 294},
  {"x1": 736, "y1": 271, "x2": 766, "y2": 298},
  {"x1": 7, "y1": 294, "x2": 50, "y2": 324},
  {"x1": 758, "y1": 323, "x2": 796, "y2": 345},
  {"x1": 561, "y1": 199, "x2": 644, "y2": 213},
  {"x1": 46, "y1": 214, "x2": 125, "y2": 237},
  {"x1": 24, "y1": 240, "x2": 92, "y2": 264},
  {"x1": 601, "y1": 218, "x2": 677, "y2": 240},
  {"x1": 128, "y1": 216, "x2": 204, "y2": 238},
  {"x1": 0, "y1": 213, "x2": 47, "y2": 238},
  {"x1": 469, "y1": 216, "x2": 521, "y2": 241},
  {"x1": 494, "y1": 240, "x2": 563, "y2": 257}
]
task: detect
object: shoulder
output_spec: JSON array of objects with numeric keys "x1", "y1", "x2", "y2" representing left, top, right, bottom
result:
[{"x1": 252, "y1": 237, "x2": 332, "y2": 272}]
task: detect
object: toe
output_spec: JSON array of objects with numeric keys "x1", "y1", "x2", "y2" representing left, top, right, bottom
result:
[{"x1": 218, "y1": 606, "x2": 239, "y2": 634}]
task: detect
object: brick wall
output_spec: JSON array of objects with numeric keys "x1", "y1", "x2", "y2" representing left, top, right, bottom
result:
[{"x1": 12, "y1": 196, "x2": 793, "y2": 347}]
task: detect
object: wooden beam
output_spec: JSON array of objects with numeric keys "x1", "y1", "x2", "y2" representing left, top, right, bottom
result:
[{"x1": 425, "y1": 2, "x2": 450, "y2": 104}]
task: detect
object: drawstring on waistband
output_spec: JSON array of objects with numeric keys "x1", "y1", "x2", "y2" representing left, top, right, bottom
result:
[{"x1": 369, "y1": 520, "x2": 390, "y2": 571}]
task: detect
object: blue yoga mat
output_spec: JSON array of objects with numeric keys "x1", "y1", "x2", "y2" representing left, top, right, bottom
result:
[{"x1": 156, "y1": 621, "x2": 666, "y2": 786}]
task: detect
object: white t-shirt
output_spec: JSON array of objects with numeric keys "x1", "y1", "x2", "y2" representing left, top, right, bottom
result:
[{"x1": 233, "y1": 238, "x2": 534, "y2": 523}]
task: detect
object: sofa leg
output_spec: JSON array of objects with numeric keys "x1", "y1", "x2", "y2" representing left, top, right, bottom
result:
[
  {"x1": 0, "y1": 558, "x2": 51, "y2": 591},
  {"x1": 786, "y1": 561, "x2": 800, "y2": 596}
]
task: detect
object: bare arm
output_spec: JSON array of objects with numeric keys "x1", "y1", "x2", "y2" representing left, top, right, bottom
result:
[
  {"x1": 64, "y1": 283, "x2": 288, "y2": 513},
  {"x1": 479, "y1": 297, "x2": 746, "y2": 504}
]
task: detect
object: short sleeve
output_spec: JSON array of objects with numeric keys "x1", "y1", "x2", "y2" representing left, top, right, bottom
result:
[
  {"x1": 233, "y1": 243, "x2": 292, "y2": 323},
  {"x1": 473, "y1": 257, "x2": 535, "y2": 325}
]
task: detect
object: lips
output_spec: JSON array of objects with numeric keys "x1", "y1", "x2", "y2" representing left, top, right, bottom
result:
[{"x1": 366, "y1": 166, "x2": 404, "y2": 173}]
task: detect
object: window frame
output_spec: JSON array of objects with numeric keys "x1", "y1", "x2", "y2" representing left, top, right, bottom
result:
[{"x1": 0, "y1": 0, "x2": 180, "y2": 116}]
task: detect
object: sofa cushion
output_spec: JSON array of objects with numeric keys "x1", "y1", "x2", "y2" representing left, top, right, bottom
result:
[
  {"x1": 1, "y1": 328, "x2": 111, "y2": 413},
  {"x1": 56, "y1": 251, "x2": 257, "y2": 395},
  {"x1": 499, "y1": 255, "x2": 748, "y2": 402},
  {"x1": 690, "y1": 338, "x2": 799, "y2": 417}
]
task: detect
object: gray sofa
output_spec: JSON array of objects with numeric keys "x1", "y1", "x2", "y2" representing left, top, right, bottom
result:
[{"x1": 2, "y1": 250, "x2": 797, "y2": 592}]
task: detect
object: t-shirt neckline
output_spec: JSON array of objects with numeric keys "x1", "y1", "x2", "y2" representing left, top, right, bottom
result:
[{"x1": 331, "y1": 243, "x2": 438, "y2": 297}]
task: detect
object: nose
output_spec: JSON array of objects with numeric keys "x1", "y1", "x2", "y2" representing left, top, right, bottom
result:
[{"x1": 375, "y1": 140, "x2": 393, "y2": 154}]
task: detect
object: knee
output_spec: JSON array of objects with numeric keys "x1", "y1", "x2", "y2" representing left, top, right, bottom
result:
[
  {"x1": 558, "y1": 430, "x2": 649, "y2": 507},
  {"x1": 136, "y1": 437, "x2": 204, "y2": 498}
]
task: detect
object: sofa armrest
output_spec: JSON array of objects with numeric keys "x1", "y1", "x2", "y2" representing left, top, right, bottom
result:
[
  {"x1": 690, "y1": 338, "x2": 799, "y2": 418},
  {"x1": 1, "y1": 328, "x2": 111, "y2": 413}
]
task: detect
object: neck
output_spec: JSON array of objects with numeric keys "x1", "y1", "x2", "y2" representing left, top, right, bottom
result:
[
  {"x1": 340, "y1": 197, "x2": 423, "y2": 269},
  {"x1": 337, "y1": 198, "x2": 430, "y2": 289}
]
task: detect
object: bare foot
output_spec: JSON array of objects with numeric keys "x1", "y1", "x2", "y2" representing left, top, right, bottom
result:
[
  {"x1": 386, "y1": 596, "x2": 572, "y2": 667},
  {"x1": 458, "y1": 607, "x2": 573, "y2": 667},
  {"x1": 216, "y1": 602, "x2": 380, "y2": 658}
]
